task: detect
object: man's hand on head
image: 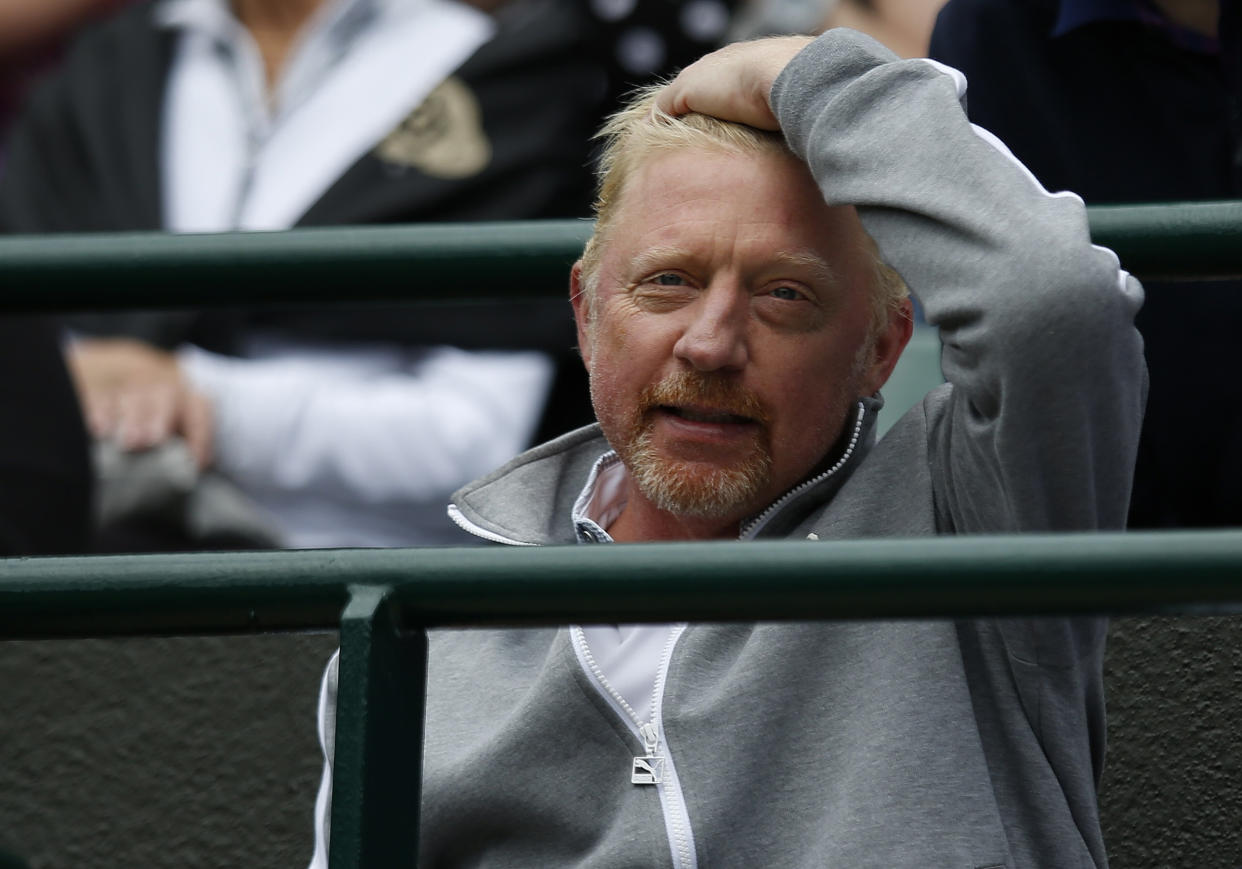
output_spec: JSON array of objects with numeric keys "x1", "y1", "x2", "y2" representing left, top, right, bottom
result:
[
  {"x1": 655, "y1": 36, "x2": 814, "y2": 131},
  {"x1": 68, "y1": 338, "x2": 214, "y2": 470}
]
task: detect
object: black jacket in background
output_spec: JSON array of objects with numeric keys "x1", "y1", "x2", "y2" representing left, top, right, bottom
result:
[
  {"x1": 931, "y1": 0, "x2": 1242, "y2": 528},
  {"x1": 0, "y1": 318, "x2": 92, "y2": 556}
]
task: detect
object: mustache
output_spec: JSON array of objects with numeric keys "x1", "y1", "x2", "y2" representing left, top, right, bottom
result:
[{"x1": 638, "y1": 370, "x2": 769, "y2": 424}]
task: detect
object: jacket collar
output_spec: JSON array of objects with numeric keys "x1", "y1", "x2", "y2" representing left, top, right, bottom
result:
[
  {"x1": 741, "y1": 396, "x2": 880, "y2": 539},
  {"x1": 448, "y1": 396, "x2": 884, "y2": 546}
]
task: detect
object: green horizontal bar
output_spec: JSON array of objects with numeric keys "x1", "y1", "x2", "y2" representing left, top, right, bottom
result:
[
  {"x1": 0, "y1": 220, "x2": 593, "y2": 312},
  {"x1": 3, "y1": 530, "x2": 1242, "y2": 639},
  {"x1": 1088, "y1": 200, "x2": 1242, "y2": 280},
  {"x1": 0, "y1": 202, "x2": 1236, "y2": 313}
]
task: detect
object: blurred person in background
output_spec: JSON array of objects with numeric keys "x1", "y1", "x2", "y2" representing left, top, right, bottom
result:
[
  {"x1": 0, "y1": 0, "x2": 739, "y2": 551},
  {"x1": 3, "y1": 0, "x2": 594, "y2": 550},
  {"x1": 729, "y1": 0, "x2": 947, "y2": 56}
]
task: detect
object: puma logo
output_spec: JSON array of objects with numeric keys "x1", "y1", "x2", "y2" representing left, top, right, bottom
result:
[{"x1": 631, "y1": 755, "x2": 665, "y2": 785}]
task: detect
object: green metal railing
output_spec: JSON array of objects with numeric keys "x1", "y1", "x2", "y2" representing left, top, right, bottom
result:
[
  {"x1": 5, "y1": 533, "x2": 1242, "y2": 637},
  {"x1": 0, "y1": 201, "x2": 1239, "y2": 312},
  {"x1": 1, "y1": 203, "x2": 1240, "y2": 866},
  {"x1": 4, "y1": 533, "x2": 1242, "y2": 866}
]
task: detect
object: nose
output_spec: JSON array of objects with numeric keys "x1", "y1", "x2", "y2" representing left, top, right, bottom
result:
[{"x1": 673, "y1": 283, "x2": 749, "y2": 372}]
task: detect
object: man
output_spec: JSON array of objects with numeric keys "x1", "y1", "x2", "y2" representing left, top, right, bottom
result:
[{"x1": 312, "y1": 30, "x2": 1145, "y2": 867}]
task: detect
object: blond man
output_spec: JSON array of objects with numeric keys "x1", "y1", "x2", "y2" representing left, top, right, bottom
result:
[{"x1": 313, "y1": 31, "x2": 1144, "y2": 868}]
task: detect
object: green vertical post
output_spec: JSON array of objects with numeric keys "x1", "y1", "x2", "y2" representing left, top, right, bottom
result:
[{"x1": 329, "y1": 585, "x2": 428, "y2": 869}]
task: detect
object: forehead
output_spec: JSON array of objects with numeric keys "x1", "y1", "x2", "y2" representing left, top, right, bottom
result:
[{"x1": 604, "y1": 145, "x2": 868, "y2": 277}]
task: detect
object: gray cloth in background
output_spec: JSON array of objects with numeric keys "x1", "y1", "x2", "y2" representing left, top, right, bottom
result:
[{"x1": 95, "y1": 440, "x2": 280, "y2": 549}]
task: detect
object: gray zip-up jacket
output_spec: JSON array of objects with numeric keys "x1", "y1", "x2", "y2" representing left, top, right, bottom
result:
[{"x1": 314, "y1": 29, "x2": 1145, "y2": 869}]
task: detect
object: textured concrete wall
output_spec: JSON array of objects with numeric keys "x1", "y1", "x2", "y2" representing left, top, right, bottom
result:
[
  {"x1": 0, "y1": 619, "x2": 1238, "y2": 868},
  {"x1": 0, "y1": 632, "x2": 338, "y2": 869},
  {"x1": 1099, "y1": 617, "x2": 1242, "y2": 869}
]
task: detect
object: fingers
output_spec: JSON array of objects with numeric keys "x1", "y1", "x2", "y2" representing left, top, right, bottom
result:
[
  {"x1": 113, "y1": 382, "x2": 180, "y2": 452},
  {"x1": 654, "y1": 36, "x2": 814, "y2": 130},
  {"x1": 89, "y1": 381, "x2": 215, "y2": 468},
  {"x1": 77, "y1": 384, "x2": 118, "y2": 442},
  {"x1": 68, "y1": 340, "x2": 215, "y2": 466}
]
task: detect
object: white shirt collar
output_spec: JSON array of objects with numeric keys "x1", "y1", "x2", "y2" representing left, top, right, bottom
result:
[
  {"x1": 155, "y1": 0, "x2": 382, "y2": 116},
  {"x1": 159, "y1": 0, "x2": 492, "y2": 231},
  {"x1": 570, "y1": 452, "x2": 679, "y2": 726},
  {"x1": 569, "y1": 399, "x2": 870, "y2": 544},
  {"x1": 571, "y1": 451, "x2": 629, "y2": 543}
]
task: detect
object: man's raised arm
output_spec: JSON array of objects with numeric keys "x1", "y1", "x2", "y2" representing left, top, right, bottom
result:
[{"x1": 662, "y1": 31, "x2": 1146, "y2": 534}]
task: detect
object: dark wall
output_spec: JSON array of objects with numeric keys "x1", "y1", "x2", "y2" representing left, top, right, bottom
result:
[
  {"x1": 0, "y1": 620, "x2": 1238, "y2": 868},
  {"x1": 0, "y1": 633, "x2": 337, "y2": 869},
  {"x1": 1100, "y1": 617, "x2": 1242, "y2": 869}
]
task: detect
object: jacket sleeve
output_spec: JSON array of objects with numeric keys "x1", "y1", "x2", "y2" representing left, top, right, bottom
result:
[
  {"x1": 771, "y1": 29, "x2": 1146, "y2": 533},
  {"x1": 0, "y1": 65, "x2": 96, "y2": 233},
  {"x1": 180, "y1": 344, "x2": 553, "y2": 503},
  {"x1": 0, "y1": 4, "x2": 167, "y2": 235},
  {"x1": 307, "y1": 649, "x2": 338, "y2": 869}
]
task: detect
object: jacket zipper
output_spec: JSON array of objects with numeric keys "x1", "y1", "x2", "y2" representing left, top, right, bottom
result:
[
  {"x1": 452, "y1": 508, "x2": 696, "y2": 864},
  {"x1": 571, "y1": 625, "x2": 698, "y2": 869},
  {"x1": 455, "y1": 406, "x2": 868, "y2": 862},
  {"x1": 739, "y1": 400, "x2": 866, "y2": 539}
]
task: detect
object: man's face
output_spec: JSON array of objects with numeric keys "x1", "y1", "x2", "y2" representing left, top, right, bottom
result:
[{"x1": 572, "y1": 145, "x2": 909, "y2": 537}]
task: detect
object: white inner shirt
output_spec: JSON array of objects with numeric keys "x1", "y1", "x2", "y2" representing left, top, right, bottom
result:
[{"x1": 574, "y1": 454, "x2": 681, "y2": 725}]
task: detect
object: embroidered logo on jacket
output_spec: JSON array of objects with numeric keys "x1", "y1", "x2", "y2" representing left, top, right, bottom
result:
[{"x1": 376, "y1": 76, "x2": 491, "y2": 179}]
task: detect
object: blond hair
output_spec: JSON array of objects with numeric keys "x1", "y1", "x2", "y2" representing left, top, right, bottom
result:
[{"x1": 579, "y1": 86, "x2": 908, "y2": 338}]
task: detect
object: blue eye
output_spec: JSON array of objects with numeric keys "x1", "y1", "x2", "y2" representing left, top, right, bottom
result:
[
  {"x1": 653, "y1": 273, "x2": 685, "y2": 286},
  {"x1": 770, "y1": 285, "x2": 804, "y2": 301}
]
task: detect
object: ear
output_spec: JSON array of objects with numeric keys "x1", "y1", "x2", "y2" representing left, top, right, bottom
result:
[
  {"x1": 570, "y1": 260, "x2": 593, "y2": 368},
  {"x1": 860, "y1": 299, "x2": 914, "y2": 396}
]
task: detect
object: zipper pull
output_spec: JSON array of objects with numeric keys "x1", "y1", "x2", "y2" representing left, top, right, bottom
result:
[
  {"x1": 640, "y1": 722, "x2": 660, "y2": 755},
  {"x1": 632, "y1": 722, "x2": 666, "y2": 785}
]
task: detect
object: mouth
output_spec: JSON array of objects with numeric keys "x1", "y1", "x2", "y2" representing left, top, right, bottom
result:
[{"x1": 658, "y1": 405, "x2": 759, "y2": 426}]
